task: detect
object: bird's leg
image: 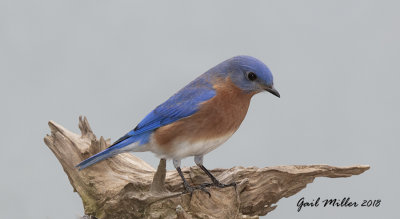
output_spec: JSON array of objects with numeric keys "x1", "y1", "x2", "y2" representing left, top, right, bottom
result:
[
  {"x1": 198, "y1": 165, "x2": 236, "y2": 188},
  {"x1": 173, "y1": 159, "x2": 210, "y2": 196},
  {"x1": 194, "y1": 155, "x2": 236, "y2": 188},
  {"x1": 176, "y1": 166, "x2": 195, "y2": 192}
]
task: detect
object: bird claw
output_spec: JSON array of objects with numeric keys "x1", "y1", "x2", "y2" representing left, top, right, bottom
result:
[
  {"x1": 213, "y1": 181, "x2": 237, "y2": 188},
  {"x1": 201, "y1": 181, "x2": 237, "y2": 189},
  {"x1": 199, "y1": 182, "x2": 213, "y2": 187},
  {"x1": 183, "y1": 184, "x2": 211, "y2": 197},
  {"x1": 196, "y1": 185, "x2": 211, "y2": 197},
  {"x1": 182, "y1": 182, "x2": 236, "y2": 198}
]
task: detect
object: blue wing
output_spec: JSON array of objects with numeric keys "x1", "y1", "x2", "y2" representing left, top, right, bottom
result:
[
  {"x1": 115, "y1": 77, "x2": 216, "y2": 145},
  {"x1": 76, "y1": 77, "x2": 216, "y2": 170}
]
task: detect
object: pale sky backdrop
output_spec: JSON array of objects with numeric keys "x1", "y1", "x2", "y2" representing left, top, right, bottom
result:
[{"x1": 1, "y1": 1, "x2": 399, "y2": 218}]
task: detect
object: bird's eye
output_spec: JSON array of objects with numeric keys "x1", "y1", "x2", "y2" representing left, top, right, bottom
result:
[{"x1": 247, "y1": 72, "x2": 257, "y2": 81}]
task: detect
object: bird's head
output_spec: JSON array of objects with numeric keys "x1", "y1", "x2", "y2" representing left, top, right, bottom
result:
[{"x1": 223, "y1": 55, "x2": 280, "y2": 97}]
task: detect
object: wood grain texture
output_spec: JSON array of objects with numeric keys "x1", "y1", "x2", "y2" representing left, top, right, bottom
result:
[{"x1": 44, "y1": 117, "x2": 369, "y2": 219}]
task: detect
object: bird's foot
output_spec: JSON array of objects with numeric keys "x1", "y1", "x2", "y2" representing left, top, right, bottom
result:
[
  {"x1": 201, "y1": 181, "x2": 237, "y2": 189},
  {"x1": 215, "y1": 181, "x2": 237, "y2": 188},
  {"x1": 183, "y1": 183, "x2": 211, "y2": 197}
]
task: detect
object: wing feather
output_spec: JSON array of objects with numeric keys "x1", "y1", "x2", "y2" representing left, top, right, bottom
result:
[{"x1": 111, "y1": 78, "x2": 216, "y2": 147}]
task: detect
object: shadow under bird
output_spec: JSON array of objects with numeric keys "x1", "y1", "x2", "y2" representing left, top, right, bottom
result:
[{"x1": 76, "y1": 55, "x2": 280, "y2": 194}]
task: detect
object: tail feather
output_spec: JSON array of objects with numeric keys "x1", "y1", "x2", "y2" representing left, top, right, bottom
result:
[
  {"x1": 76, "y1": 135, "x2": 140, "y2": 170},
  {"x1": 76, "y1": 147, "x2": 119, "y2": 170}
]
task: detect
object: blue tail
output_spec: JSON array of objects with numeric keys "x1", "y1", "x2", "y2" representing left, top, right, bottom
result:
[
  {"x1": 76, "y1": 135, "x2": 141, "y2": 170},
  {"x1": 76, "y1": 147, "x2": 118, "y2": 170}
]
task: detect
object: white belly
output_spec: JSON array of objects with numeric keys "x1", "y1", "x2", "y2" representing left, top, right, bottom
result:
[{"x1": 149, "y1": 133, "x2": 233, "y2": 160}]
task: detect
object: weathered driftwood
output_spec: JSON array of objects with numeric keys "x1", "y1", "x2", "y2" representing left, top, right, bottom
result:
[{"x1": 44, "y1": 117, "x2": 369, "y2": 219}]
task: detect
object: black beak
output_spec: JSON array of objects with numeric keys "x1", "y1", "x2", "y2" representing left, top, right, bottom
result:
[{"x1": 265, "y1": 86, "x2": 280, "y2": 98}]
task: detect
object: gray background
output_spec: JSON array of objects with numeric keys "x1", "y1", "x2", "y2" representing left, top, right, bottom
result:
[{"x1": 0, "y1": 0, "x2": 398, "y2": 218}]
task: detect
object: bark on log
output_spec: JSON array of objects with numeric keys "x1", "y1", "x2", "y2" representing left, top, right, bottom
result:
[{"x1": 44, "y1": 117, "x2": 369, "y2": 219}]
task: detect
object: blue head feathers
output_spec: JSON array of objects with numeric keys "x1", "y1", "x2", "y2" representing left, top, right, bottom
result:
[{"x1": 206, "y1": 55, "x2": 280, "y2": 97}]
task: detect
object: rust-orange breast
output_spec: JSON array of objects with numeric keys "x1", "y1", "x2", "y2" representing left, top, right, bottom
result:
[{"x1": 153, "y1": 78, "x2": 255, "y2": 152}]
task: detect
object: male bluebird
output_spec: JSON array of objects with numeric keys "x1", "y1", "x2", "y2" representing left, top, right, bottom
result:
[{"x1": 76, "y1": 55, "x2": 280, "y2": 193}]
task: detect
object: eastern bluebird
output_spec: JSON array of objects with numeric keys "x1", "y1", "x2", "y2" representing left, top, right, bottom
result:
[{"x1": 76, "y1": 55, "x2": 280, "y2": 193}]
